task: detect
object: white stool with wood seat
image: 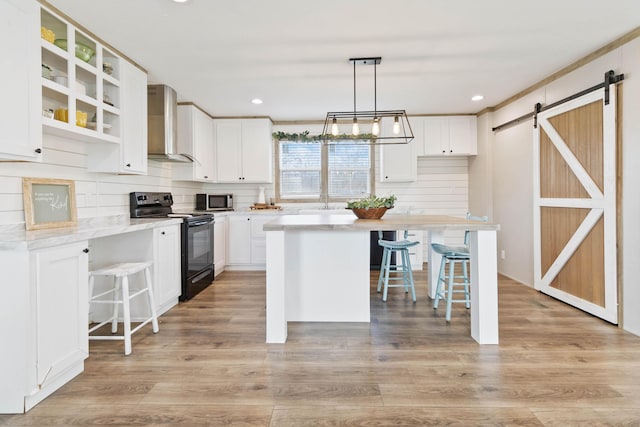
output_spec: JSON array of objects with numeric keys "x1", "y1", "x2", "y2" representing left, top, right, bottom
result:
[
  {"x1": 376, "y1": 230, "x2": 420, "y2": 302},
  {"x1": 88, "y1": 261, "x2": 159, "y2": 355},
  {"x1": 432, "y1": 213, "x2": 488, "y2": 321}
]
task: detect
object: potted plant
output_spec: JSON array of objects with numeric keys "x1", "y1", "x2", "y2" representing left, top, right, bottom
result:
[{"x1": 346, "y1": 195, "x2": 396, "y2": 219}]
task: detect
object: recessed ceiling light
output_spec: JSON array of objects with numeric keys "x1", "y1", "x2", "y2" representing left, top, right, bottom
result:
[
  {"x1": 251, "y1": 98, "x2": 263, "y2": 105},
  {"x1": 471, "y1": 94, "x2": 484, "y2": 101},
  {"x1": 170, "y1": 0, "x2": 190, "y2": 3}
]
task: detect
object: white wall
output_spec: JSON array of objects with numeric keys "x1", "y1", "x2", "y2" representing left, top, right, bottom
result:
[
  {"x1": 0, "y1": 133, "x2": 205, "y2": 225},
  {"x1": 619, "y1": 38, "x2": 640, "y2": 335},
  {"x1": 266, "y1": 123, "x2": 472, "y2": 249},
  {"x1": 1, "y1": 121, "x2": 470, "y2": 256},
  {"x1": 469, "y1": 113, "x2": 493, "y2": 219},
  {"x1": 477, "y1": 39, "x2": 640, "y2": 334}
]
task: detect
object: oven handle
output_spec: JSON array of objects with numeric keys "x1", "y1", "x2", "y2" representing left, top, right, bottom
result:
[{"x1": 188, "y1": 220, "x2": 213, "y2": 227}]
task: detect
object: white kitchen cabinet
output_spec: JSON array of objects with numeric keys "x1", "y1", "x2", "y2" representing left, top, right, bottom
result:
[
  {"x1": 153, "y1": 224, "x2": 181, "y2": 315},
  {"x1": 226, "y1": 214, "x2": 276, "y2": 268},
  {"x1": 249, "y1": 214, "x2": 276, "y2": 265},
  {"x1": 173, "y1": 104, "x2": 215, "y2": 182},
  {"x1": 213, "y1": 215, "x2": 227, "y2": 277},
  {"x1": 422, "y1": 116, "x2": 477, "y2": 156},
  {"x1": 0, "y1": 221, "x2": 182, "y2": 414},
  {"x1": 26, "y1": 242, "x2": 89, "y2": 411},
  {"x1": 119, "y1": 61, "x2": 148, "y2": 173},
  {"x1": 39, "y1": 5, "x2": 123, "y2": 145},
  {"x1": 0, "y1": 0, "x2": 42, "y2": 161},
  {"x1": 227, "y1": 215, "x2": 252, "y2": 265},
  {"x1": 214, "y1": 118, "x2": 273, "y2": 183},
  {"x1": 379, "y1": 142, "x2": 417, "y2": 182},
  {"x1": 87, "y1": 60, "x2": 148, "y2": 174}
]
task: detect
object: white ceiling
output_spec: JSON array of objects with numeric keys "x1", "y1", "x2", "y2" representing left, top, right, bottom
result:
[{"x1": 47, "y1": 0, "x2": 640, "y2": 121}]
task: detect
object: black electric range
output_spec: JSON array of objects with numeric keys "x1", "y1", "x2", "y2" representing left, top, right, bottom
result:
[{"x1": 129, "y1": 192, "x2": 214, "y2": 300}]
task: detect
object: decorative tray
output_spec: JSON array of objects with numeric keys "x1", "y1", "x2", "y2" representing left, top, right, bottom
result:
[{"x1": 250, "y1": 204, "x2": 281, "y2": 210}]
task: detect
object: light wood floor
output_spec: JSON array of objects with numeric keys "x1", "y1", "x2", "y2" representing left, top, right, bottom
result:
[{"x1": 2, "y1": 269, "x2": 640, "y2": 426}]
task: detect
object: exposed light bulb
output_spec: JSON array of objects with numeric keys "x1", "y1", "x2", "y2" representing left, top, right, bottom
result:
[
  {"x1": 352, "y1": 118, "x2": 360, "y2": 136},
  {"x1": 331, "y1": 118, "x2": 339, "y2": 136},
  {"x1": 471, "y1": 94, "x2": 484, "y2": 101},
  {"x1": 372, "y1": 118, "x2": 380, "y2": 136},
  {"x1": 392, "y1": 115, "x2": 400, "y2": 135}
]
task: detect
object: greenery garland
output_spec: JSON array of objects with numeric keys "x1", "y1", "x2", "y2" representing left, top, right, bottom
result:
[{"x1": 272, "y1": 131, "x2": 377, "y2": 142}]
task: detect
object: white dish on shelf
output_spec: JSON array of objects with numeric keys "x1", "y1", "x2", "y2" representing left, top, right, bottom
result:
[
  {"x1": 86, "y1": 122, "x2": 112, "y2": 130},
  {"x1": 75, "y1": 81, "x2": 86, "y2": 96}
]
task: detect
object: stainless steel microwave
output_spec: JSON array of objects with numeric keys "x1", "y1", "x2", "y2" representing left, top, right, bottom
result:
[{"x1": 196, "y1": 193, "x2": 234, "y2": 211}]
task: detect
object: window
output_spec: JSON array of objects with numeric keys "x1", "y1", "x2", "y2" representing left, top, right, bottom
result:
[{"x1": 276, "y1": 140, "x2": 374, "y2": 202}]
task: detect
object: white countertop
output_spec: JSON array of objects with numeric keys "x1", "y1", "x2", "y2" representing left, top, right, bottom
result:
[{"x1": 0, "y1": 215, "x2": 183, "y2": 251}]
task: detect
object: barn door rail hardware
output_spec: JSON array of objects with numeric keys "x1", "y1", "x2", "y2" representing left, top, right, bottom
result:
[{"x1": 492, "y1": 70, "x2": 624, "y2": 132}]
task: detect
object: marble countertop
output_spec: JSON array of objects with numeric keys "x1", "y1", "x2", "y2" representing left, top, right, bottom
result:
[
  {"x1": 263, "y1": 214, "x2": 500, "y2": 232},
  {"x1": 0, "y1": 216, "x2": 183, "y2": 251}
]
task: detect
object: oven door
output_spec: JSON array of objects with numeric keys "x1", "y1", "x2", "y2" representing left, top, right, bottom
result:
[
  {"x1": 181, "y1": 218, "x2": 214, "y2": 300},
  {"x1": 186, "y1": 219, "x2": 213, "y2": 276}
]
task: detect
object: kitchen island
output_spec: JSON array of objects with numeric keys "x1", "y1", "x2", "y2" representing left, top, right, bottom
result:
[{"x1": 264, "y1": 214, "x2": 500, "y2": 344}]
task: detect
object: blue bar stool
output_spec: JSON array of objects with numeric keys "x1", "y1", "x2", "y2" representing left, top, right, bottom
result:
[
  {"x1": 376, "y1": 230, "x2": 420, "y2": 302},
  {"x1": 432, "y1": 213, "x2": 488, "y2": 321},
  {"x1": 432, "y1": 244, "x2": 471, "y2": 321}
]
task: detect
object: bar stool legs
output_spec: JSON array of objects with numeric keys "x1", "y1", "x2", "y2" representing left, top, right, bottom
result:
[
  {"x1": 88, "y1": 262, "x2": 159, "y2": 355},
  {"x1": 377, "y1": 243, "x2": 417, "y2": 302},
  {"x1": 433, "y1": 254, "x2": 471, "y2": 322}
]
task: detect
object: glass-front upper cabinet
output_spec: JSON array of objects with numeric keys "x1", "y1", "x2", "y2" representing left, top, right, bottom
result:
[{"x1": 40, "y1": 5, "x2": 121, "y2": 144}]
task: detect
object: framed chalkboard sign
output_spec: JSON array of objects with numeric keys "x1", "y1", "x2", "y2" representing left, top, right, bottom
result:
[{"x1": 22, "y1": 178, "x2": 77, "y2": 231}]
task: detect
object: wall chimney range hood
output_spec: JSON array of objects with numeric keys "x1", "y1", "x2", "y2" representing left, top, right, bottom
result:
[{"x1": 147, "y1": 84, "x2": 193, "y2": 162}]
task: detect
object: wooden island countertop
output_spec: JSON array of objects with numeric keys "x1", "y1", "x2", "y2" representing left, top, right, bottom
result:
[{"x1": 263, "y1": 213, "x2": 499, "y2": 232}]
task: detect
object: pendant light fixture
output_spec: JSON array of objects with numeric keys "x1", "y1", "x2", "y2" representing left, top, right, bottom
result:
[{"x1": 321, "y1": 57, "x2": 413, "y2": 145}]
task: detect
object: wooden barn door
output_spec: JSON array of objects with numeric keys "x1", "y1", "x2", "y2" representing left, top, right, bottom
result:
[{"x1": 533, "y1": 88, "x2": 617, "y2": 323}]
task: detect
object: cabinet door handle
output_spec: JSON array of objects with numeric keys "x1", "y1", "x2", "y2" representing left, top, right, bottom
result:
[
  {"x1": 161, "y1": 231, "x2": 166, "y2": 235},
  {"x1": 126, "y1": 163, "x2": 131, "y2": 168},
  {"x1": 204, "y1": 176, "x2": 208, "y2": 179},
  {"x1": 35, "y1": 148, "x2": 42, "y2": 154},
  {"x1": 83, "y1": 248, "x2": 90, "y2": 253},
  {"x1": 385, "y1": 176, "x2": 389, "y2": 179}
]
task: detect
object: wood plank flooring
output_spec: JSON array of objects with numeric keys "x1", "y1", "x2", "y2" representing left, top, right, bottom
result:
[{"x1": 2, "y1": 269, "x2": 640, "y2": 426}]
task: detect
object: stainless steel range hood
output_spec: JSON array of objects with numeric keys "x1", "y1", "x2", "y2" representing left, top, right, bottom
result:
[{"x1": 147, "y1": 84, "x2": 193, "y2": 162}]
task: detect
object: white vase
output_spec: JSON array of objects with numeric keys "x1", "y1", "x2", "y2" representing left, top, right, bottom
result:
[{"x1": 258, "y1": 187, "x2": 266, "y2": 204}]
